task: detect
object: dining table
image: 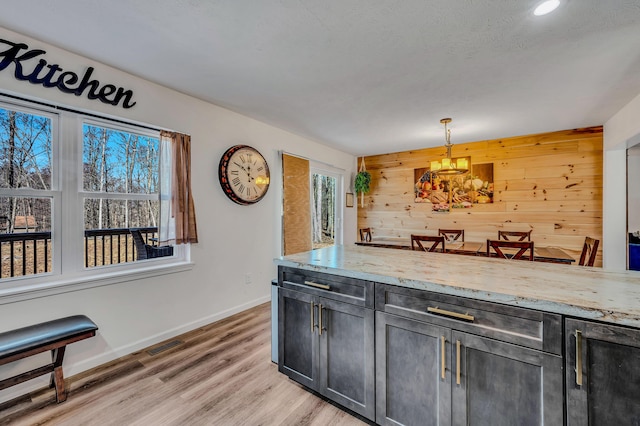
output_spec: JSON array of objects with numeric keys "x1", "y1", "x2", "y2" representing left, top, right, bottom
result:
[
  {"x1": 355, "y1": 237, "x2": 482, "y2": 255},
  {"x1": 355, "y1": 237, "x2": 576, "y2": 263}
]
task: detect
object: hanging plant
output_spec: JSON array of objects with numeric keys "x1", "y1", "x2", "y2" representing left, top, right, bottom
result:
[{"x1": 355, "y1": 158, "x2": 371, "y2": 207}]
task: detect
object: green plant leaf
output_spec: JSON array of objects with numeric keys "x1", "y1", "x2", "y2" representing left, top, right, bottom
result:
[{"x1": 355, "y1": 171, "x2": 371, "y2": 194}]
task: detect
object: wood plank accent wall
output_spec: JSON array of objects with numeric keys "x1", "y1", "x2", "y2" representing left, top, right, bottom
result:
[{"x1": 357, "y1": 127, "x2": 603, "y2": 265}]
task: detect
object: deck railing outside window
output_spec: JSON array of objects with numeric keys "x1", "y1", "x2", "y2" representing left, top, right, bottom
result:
[{"x1": 0, "y1": 227, "x2": 160, "y2": 279}]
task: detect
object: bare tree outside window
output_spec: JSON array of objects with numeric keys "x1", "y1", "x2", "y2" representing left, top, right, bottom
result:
[
  {"x1": 0, "y1": 106, "x2": 53, "y2": 278},
  {"x1": 83, "y1": 124, "x2": 159, "y2": 230},
  {"x1": 311, "y1": 173, "x2": 336, "y2": 249},
  {"x1": 82, "y1": 123, "x2": 162, "y2": 267}
]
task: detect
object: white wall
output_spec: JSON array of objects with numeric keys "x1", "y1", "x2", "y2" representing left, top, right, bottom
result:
[
  {"x1": 0, "y1": 27, "x2": 357, "y2": 402},
  {"x1": 603, "y1": 91, "x2": 640, "y2": 270}
]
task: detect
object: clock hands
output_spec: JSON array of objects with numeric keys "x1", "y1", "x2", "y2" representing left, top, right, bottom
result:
[
  {"x1": 233, "y1": 161, "x2": 249, "y2": 174},
  {"x1": 233, "y1": 160, "x2": 257, "y2": 185}
]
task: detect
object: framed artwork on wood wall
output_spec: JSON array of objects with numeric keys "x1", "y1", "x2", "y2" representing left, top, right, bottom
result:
[{"x1": 413, "y1": 161, "x2": 494, "y2": 212}]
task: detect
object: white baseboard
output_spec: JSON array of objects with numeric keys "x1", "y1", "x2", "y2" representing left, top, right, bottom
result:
[{"x1": 0, "y1": 295, "x2": 271, "y2": 404}]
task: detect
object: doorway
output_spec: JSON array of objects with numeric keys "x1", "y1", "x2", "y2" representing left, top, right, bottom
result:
[{"x1": 311, "y1": 168, "x2": 342, "y2": 250}]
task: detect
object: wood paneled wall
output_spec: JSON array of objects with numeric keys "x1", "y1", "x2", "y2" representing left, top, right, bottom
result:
[{"x1": 357, "y1": 127, "x2": 603, "y2": 264}]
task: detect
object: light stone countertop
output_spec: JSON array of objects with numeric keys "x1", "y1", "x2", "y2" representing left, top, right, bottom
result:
[{"x1": 275, "y1": 244, "x2": 640, "y2": 328}]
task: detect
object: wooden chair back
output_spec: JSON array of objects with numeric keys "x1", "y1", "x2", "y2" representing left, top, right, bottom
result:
[
  {"x1": 411, "y1": 235, "x2": 445, "y2": 252},
  {"x1": 578, "y1": 237, "x2": 599, "y2": 266},
  {"x1": 498, "y1": 230, "x2": 532, "y2": 241},
  {"x1": 487, "y1": 239, "x2": 534, "y2": 261},
  {"x1": 359, "y1": 228, "x2": 372, "y2": 242},
  {"x1": 439, "y1": 229, "x2": 464, "y2": 242}
]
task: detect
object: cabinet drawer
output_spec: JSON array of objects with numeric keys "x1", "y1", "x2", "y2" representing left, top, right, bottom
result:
[
  {"x1": 279, "y1": 266, "x2": 374, "y2": 308},
  {"x1": 375, "y1": 283, "x2": 561, "y2": 354}
]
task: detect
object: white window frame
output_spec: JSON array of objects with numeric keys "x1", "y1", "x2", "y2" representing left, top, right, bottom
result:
[{"x1": 0, "y1": 96, "x2": 191, "y2": 305}]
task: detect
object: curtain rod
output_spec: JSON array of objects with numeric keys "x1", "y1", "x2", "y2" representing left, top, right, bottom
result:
[
  {"x1": 0, "y1": 92, "x2": 187, "y2": 135},
  {"x1": 280, "y1": 150, "x2": 347, "y2": 172}
]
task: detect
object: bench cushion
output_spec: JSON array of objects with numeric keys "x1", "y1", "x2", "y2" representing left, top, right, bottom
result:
[{"x1": 0, "y1": 315, "x2": 98, "y2": 360}]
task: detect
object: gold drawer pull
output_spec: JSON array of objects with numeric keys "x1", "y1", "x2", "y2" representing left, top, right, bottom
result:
[
  {"x1": 575, "y1": 330, "x2": 583, "y2": 386},
  {"x1": 456, "y1": 340, "x2": 461, "y2": 385},
  {"x1": 310, "y1": 302, "x2": 315, "y2": 333},
  {"x1": 441, "y1": 336, "x2": 446, "y2": 380},
  {"x1": 304, "y1": 281, "x2": 331, "y2": 290},
  {"x1": 428, "y1": 306, "x2": 475, "y2": 322}
]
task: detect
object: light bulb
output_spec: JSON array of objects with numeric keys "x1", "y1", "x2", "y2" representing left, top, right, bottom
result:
[{"x1": 534, "y1": 0, "x2": 560, "y2": 16}]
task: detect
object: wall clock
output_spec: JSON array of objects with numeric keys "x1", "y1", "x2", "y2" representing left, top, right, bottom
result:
[{"x1": 218, "y1": 145, "x2": 270, "y2": 205}]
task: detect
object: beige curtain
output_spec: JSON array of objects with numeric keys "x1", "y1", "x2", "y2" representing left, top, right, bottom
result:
[
  {"x1": 160, "y1": 130, "x2": 198, "y2": 244},
  {"x1": 282, "y1": 153, "x2": 311, "y2": 255}
]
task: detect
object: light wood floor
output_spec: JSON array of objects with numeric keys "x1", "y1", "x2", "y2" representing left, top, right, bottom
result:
[{"x1": 0, "y1": 302, "x2": 367, "y2": 426}]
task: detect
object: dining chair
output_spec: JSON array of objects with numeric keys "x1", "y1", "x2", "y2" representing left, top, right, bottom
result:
[
  {"x1": 487, "y1": 239, "x2": 534, "y2": 260},
  {"x1": 359, "y1": 228, "x2": 372, "y2": 242},
  {"x1": 411, "y1": 235, "x2": 445, "y2": 252},
  {"x1": 439, "y1": 229, "x2": 464, "y2": 242},
  {"x1": 498, "y1": 230, "x2": 532, "y2": 241},
  {"x1": 578, "y1": 237, "x2": 599, "y2": 266}
]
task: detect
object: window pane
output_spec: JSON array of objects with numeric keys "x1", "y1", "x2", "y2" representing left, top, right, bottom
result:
[
  {"x1": 83, "y1": 124, "x2": 159, "y2": 194},
  {"x1": 0, "y1": 107, "x2": 52, "y2": 190},
  {"x1": 83, "y1": 198, "x2": 160, "y2": 268},
  {"x1": 0, "y1": 196, "x2": 52, "y2": 278},
  {"x1": 311, "y1": 173, "x2": 336, "y2": 250},
  {"x1": 84, "y1": 198, "x2": 159, "y2": 230}
]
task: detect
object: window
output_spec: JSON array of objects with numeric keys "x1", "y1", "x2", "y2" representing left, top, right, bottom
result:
[
  {"x1": 0, "y1": 97, "x2": 185, "y2": 295},
  {"x1": 82, "y1": 122, "x2": 162, "y2": 267},
  {"x1": 0, "y1": 104, "x2": 55, "y2": 279}
]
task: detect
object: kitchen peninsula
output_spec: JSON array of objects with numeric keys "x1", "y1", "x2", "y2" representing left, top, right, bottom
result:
[{"x1": 275, "y1": 245, "x2": 640, "y2": 425}]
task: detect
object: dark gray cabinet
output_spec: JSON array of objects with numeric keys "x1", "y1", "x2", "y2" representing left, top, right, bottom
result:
[
  {"x1": 278, "y1": 266, "x2": 640, "y2": 425},
  {"x1": 278, "y1": 267, "x2": 375, "y2": 420},
  {"x1": 375, "y1": 283, "x2": 563, "y2": 426},
  {"x1": 376, "y1": 311, "x2": 451, "y2": 426},
  {"x1": 565, "y1": 318, "x2": 640, "y2": 425},
  {"x1": 452, "y1": 331, "x2": 563, "y2": 426},
  {"x1": 279, "y1": 287, "x2": 318, "y2": 390}
]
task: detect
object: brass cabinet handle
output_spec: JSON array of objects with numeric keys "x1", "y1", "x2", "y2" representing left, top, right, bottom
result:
[
  {"x1": 441, "y1": 336, "x2": 446, "y2": 380},
  {"x1": 304, "y1": 280, "x2": 331, "y2": 290},
  {"x1": 319, "y1": 304, "x2": 324, "y2": 335},
  {"x1": 456, "y1": 340, "x2": 461, "y2": 385},
  {"x1": 575, "y1": 330, "x2": 583, "y2": 386},
  {"x1": 428, "y1": 306, "x2": 475, "y2": 322},
  {"x1": 310, "y1": 302, "x2": 315, "y2": 334}
]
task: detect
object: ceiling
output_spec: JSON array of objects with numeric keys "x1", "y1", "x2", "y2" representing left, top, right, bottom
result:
[{"x1": 1, "y1": 1, "x2": 639, "y2": 156}]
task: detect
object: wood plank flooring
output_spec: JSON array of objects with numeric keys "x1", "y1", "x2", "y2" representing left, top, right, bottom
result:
[{"x1": 0, "y1": 303, "x2": 367, "y2": 426}]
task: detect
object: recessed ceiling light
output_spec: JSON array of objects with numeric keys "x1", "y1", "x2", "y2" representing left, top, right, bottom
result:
[{"x1": 534, "y1": 0, "x2": 560, "y2": 16}]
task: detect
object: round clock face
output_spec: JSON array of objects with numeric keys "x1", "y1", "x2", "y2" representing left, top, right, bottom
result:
[{"x1": 218, "y1": 145, "x2": 270, "y2": 205}]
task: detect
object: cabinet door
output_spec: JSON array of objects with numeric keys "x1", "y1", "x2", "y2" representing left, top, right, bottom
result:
[
  {"x1": 376, "y1": 312, "x2": 452, "y2": 426},
  {"x1": 451, "y1": 331, "x2": 563, "y2": 426},
  {"x1": 566, "y1": 318, "x2": 640, "y2": 425},
  {"x1": 317, "y1": 297, "x2": 375, "y2": 421},
  {"x1": 278, "y1": 287, "x2": 319, "y2": 390}
]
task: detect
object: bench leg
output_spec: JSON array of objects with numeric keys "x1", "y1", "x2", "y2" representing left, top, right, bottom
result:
[{"x1": 50, "y1": 346, "x2": 67, "y2": 403}]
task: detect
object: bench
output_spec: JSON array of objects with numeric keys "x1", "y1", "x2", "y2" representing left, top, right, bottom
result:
[{"x1": 0, "y1": 315, "x2": 98, "y2": 403}]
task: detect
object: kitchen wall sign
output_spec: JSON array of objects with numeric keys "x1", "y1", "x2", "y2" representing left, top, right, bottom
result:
[{"x1": 0, "y1": 38, "x2": 136, "y2": 109}]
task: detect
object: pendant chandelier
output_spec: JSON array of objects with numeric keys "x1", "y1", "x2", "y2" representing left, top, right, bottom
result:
[{"x1": 430, "y1": 118, "x2": 469, "y2": 176}]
